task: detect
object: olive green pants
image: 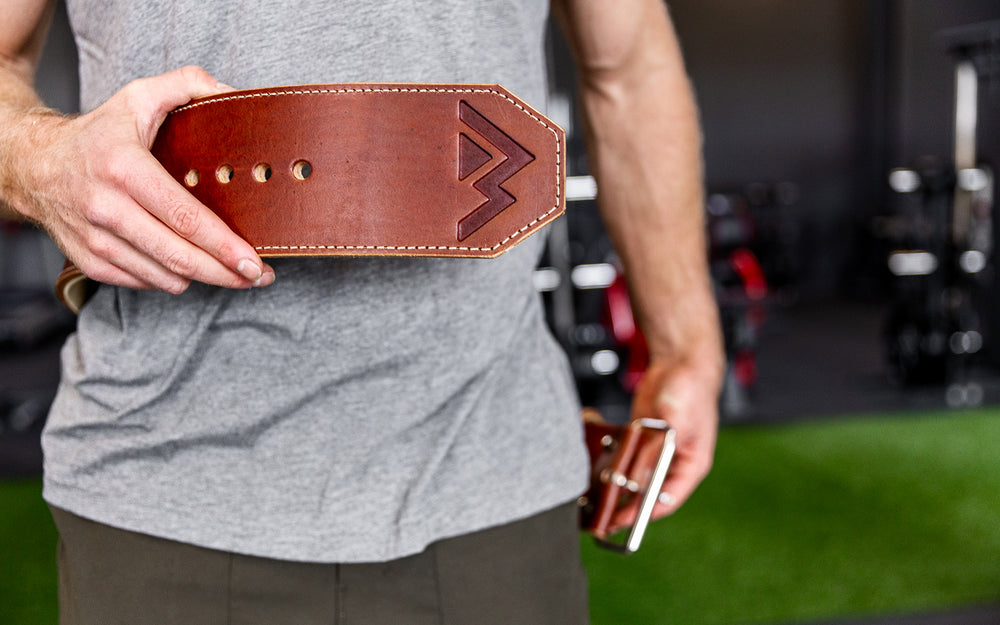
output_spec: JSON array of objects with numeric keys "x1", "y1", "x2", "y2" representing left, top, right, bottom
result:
[{"x1": 50, "y1": 502, "x2": 589, "y2": 625}]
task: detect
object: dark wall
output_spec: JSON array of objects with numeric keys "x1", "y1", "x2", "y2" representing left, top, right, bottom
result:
[
  {"x1": 671, "y1": 1, "x2": 868, "y2": 189},
  {"x1": 893, "y1": 0, "x2": 1000, "y2": 164},
  {"x1": 669, "y1": 0, "x2": 874, "y2": 299},
  {"x1": 669, "y1": 0, "x2": 1000, "y2": 300},
  {"x1": 36, "y1": 0, "x2": 79, "y2": 115}
]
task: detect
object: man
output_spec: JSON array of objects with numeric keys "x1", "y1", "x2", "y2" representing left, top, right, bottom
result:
[{"x1": 1, "y1": 0, "x2": 723, "y2": 623}]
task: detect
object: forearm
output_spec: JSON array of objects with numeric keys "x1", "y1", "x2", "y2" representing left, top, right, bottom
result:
[
  {"x1": 556, "y1": 0, "x2": 720, "y2": 518},
  {"x1": 0, "y1": 0, "x2": 59, "y2": 221},
  {"x1": 573, "y1": 9, "x2": 723, "y2": 379},
  {"x1": 0, "y1": 64, "x2": 64, "y2": 222}
]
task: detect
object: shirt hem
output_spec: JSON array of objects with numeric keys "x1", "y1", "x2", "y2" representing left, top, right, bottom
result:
[{"x1": 42, "y1": 476, "x2": 587, "y2": 564}]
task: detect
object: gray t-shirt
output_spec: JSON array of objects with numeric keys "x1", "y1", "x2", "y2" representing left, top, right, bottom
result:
[{"x1": 43, "y1": 0, "x2": 588, "y2": 562}]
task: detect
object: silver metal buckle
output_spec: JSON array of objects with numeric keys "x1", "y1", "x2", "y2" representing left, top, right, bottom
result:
[{"x1": 594, "y1": 419, "x2": 677, "y2": 554}]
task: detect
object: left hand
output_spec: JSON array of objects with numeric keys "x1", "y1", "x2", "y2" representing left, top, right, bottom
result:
[{"x1": 609, "y1": 355, "x2": 721, "y2": 533}]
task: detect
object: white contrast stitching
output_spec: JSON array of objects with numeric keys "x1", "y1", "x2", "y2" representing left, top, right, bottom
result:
[{"x1": 174, "y1": 86, "x2": 563, "y2": 253}]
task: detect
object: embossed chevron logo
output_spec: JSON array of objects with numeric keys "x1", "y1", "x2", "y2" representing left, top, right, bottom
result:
[{"x1": 457, "y1": 101, "x2": 535, "y2": 241}]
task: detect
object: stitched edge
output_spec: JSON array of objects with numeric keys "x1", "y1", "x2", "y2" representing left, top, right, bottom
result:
[{"x1": 174, "y1": 86, "x2": 563, "y2": 253}]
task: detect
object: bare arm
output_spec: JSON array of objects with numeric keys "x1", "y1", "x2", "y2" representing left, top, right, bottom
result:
[
  {"x1": 0, "y1": 0, "x2": 273, "y2": 293},
  {"x1": 554, "y1": 0, "x2": 724, "y2": 523},
  {"x1": 0, "y1": 0, "x2": 57, "y2": 221}
]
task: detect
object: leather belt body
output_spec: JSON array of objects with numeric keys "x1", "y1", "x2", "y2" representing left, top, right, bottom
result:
[{"x1": 56, "y1": 83, "x2": 566, "y2": 312}]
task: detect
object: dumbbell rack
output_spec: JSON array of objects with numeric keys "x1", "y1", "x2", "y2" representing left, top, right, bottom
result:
[{"x1": 883, "y1": 21, "x2": 998, "y2": 404}]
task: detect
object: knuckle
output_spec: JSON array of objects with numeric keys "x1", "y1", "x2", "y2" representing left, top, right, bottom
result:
[
  {"x1": 81, "y1": 200, "x2": 116, "y2": 230},
  {"x1": 121, "y1": 75, "x2": 145, "y2": 93},
  {"x1": 213, "y1": 240, "x2": 241, "y2": 265},
  {"x1": 102, "y1": 150, "x2": 137, "y2": 189},
  {"x1": 115, "y1": 80, "x2": 146, "y2": 114},
  {"x1": 162, "y1": 250, "x2": 196, "y2": 278},
  {"x1": 162, "y1": 198, "x2": 202, "y2": 239},
  {"x1": 84, "y1": 231, "x2": 116, "y2": 261},
  {"x1": 177, "y1": 64, "x2": 209, "y2": 83}
]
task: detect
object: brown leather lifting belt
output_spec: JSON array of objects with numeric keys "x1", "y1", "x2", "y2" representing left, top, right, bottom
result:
[{"x1": 55, "y1": 83, "x2": 566, "y2": 312}]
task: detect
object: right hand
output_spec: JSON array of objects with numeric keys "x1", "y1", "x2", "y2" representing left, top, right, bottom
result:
[{"x1": 11, "y1": 65, "x2": 274, "y2": 293}]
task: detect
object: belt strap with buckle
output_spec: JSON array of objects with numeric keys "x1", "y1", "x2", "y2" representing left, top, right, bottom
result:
[
  {"x1": 579, "y1": 408, "x2": 677, "y2": 553},
  {"x1": 55, "y1": 83, "x2": 566, "y2": 312}
]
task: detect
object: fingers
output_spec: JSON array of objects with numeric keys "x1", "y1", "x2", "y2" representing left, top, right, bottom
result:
[
  {"x1": 115, "y1": 145, "x2": 274, "y2": 290},
  {"x1": 651, "y1": 386, "x2": 715, "y2": 513},
  {"x1": 80, "y1": 252, "x2": 158, "y2": 292},
  {"x1": 14, "y1": 65, "x2": 277, "y2": 297},
  {"x1": 606, "y1": 431, "x2": 671, "y2": 533},
  {"x1": 604, "y1": 429, "x2": 711, "y2": 534},
  {"x1": 654, "y1": 431, "x2": 713, "y2": 514},
  {"x1": 112, "y1": 67, "x2": 275, "y2": 290},
  {"x1": 603, "y1": 360, "x2": 719, "y2": 534},
  {"x1": 47, "y1": 66, "x2": 276, "y2": 293}
]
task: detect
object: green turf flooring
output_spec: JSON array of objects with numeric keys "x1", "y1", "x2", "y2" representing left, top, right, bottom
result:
[
  {"x1": 0, "y1": 480, "x2": 58, "y2": 625},
  {"x1": 1, "y1": 408, "x2": 998, "y2": 624},
  {"x1": 584, "y1": 408, "x2": 1000, "y2": 624}
]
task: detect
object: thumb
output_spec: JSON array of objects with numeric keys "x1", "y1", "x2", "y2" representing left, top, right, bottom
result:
[{"x1": 123, "y1": 66, "x2": 236, "y2": 146}]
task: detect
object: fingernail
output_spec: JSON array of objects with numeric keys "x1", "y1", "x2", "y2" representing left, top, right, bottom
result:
[
  {"x1": 253, "y1": 267, "x2": 275, "y2": 288},
  {"x1": 237, "y1": 258, "x2": 262, "y2": 282},
  {"x1": 217, "y1": 81, "x2": 236, "y2": 92}
]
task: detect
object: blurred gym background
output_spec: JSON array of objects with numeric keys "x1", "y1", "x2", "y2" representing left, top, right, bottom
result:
[{"x1": 2, "y1": 1, "x2": 999, "y2": 624}]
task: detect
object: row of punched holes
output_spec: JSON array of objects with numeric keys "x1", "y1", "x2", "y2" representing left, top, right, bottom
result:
[{"x1": 184, "y1": 161, "x2": 313, "y2": 187}]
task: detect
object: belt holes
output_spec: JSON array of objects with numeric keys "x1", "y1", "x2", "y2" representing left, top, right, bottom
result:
[
  {"x1": 216, "y1": 165, "x2": 234, "y2": 184},
  {"x1": 184, "y1": 169, "x2": 199, "y2": 187},
  {"x1": 292, "y1": 160, "x2": 312, "y2": 181},
  {"x1": 253, "y1": 163, "x2": 272, "y2": 183}
]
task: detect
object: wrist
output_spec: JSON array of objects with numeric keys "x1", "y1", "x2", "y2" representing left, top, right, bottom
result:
[
  {"x1": 646, "y1": 321, "x2": 726, "y2": 390},
  {"x1": 0, "y1": 106, "x2": 65, "y2": 223},
  {"x1": 646, "y1": 291, "x2": 724, "y2": 367}
]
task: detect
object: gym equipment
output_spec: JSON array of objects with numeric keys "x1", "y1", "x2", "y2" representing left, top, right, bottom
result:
[{"x1": 883, "y1": 21, "x2": 998, "y2": 399}]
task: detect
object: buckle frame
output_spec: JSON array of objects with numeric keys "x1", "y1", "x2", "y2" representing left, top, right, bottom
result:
[{"x1": 593, "y1": 419, "x2": 677, "y2": 554}]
